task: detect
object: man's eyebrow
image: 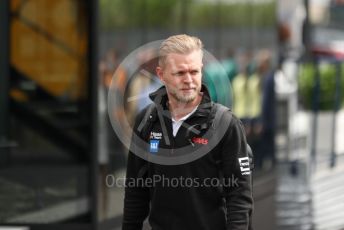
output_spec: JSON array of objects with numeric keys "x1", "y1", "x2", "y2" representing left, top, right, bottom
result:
[{"x1": 172, "y1": 70, "x2": 186, "y2": 75}]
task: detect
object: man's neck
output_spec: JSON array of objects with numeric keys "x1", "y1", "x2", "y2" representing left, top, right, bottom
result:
[{"x1": 168, "y1": 95, "x2": 202, "y2": 121}]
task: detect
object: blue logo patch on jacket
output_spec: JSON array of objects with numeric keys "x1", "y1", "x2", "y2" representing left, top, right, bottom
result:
[{"x1": 150, "y1": 140, "x2": 159, "y2": 153}]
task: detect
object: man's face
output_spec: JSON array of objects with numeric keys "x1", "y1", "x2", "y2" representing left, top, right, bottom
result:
[{"x1": 156, "y1": 50, "x2": 203, "y2": 104}]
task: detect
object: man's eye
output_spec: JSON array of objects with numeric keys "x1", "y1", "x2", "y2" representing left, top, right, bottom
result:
[
  {"x1": 191, "y1": 70, "x2": 199, "y2": 75},
  {"x1": 174, "y1": 72, "x2": 184, "y2": 76}
]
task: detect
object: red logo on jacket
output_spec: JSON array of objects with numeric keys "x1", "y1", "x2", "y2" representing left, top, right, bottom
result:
[{"x1": 192, "y1": 137, "x2": 208, "y2": 145}]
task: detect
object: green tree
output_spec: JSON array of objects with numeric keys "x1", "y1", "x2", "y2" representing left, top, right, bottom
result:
[{"x1": 99, "y1": 0, "x2": 276, "y2": 31}]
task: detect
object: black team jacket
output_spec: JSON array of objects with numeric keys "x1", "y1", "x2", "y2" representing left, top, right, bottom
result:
[{"x1": 122, "y1": 85, "x2": 253, "y2": 230}]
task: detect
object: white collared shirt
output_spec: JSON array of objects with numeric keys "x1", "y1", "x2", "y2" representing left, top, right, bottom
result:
[{"x1": 171, "y1": 106, "x2": 198, "y2": 137}]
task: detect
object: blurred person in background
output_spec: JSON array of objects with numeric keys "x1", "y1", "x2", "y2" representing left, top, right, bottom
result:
[
  {"x1": 126, "y1": 49, "x2": 162, "y2": 126},
  {"x1": 254, "y1": 50, "x2": 276, "y2": 170},
  {"x1": 203, "y1": 61, "x2": 232, "y2": 107},
  {"x1": 99, "y1": 49, "x2": 128, "y2": 215},
  {"x1": 100, "y1": 49, "x2": 128, "y2": 168},
  {"x1": 221, "y1": 48, "x2": 238, "y2": 83},
  {"x1": 232, "y1": 53, "x2": 250, "y2": 131},
  {"x1": 203, "y1": 48, "x2": 237, "y2": 108},
  {"x1": 260, "y1": 50, "x2": 277, "y2": 169},
  {"x1": 232, "y1": 51, "x2": 263, "y2": 164}
]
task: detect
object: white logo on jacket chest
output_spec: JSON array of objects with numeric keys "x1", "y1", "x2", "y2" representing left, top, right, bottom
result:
[{"x1": 150, "y1": 132, "x2": 162, "y2": 140}]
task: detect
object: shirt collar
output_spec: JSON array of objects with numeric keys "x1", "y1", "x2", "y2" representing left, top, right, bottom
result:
[{"x1": 171, "y1": 105, "x2": 198, "y2": 123}]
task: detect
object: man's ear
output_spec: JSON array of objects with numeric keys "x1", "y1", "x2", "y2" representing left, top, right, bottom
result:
[{"x1": 156, "y1": 66, "x2": 165, "y2": 83}]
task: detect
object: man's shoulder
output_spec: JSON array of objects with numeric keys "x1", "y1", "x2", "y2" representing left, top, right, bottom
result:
[
  {"x1": 212, "y1": 103, "x2": 232, "y2": 118},
  {"x1": 135, "y1": 103, "x2": 156, "y2": 121},
  {"x1": 133, "y1": 103, "x2": 157, "y2": 136},
  {"x1": 212, "y1": 103, "x2": 243, "y2": 128}
]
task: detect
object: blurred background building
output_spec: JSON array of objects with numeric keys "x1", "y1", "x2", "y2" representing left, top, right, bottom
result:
[{"x1": 0, "y1": 0, "x2": 344, "y2": 230}]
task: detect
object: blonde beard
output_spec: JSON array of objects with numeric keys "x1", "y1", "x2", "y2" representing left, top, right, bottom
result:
[{"x1": 168, "y1": 86, "x2": 201, "y2": 103}]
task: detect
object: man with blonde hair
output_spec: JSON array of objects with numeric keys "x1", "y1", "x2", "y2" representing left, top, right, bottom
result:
[{"x1": 122, "y1": 34, "x2": 253, "y2": 230}]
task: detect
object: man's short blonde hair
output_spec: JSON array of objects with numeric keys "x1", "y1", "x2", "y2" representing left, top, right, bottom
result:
[{"x1": 159, "y1": 34, "x2": 203, "y2": 67}]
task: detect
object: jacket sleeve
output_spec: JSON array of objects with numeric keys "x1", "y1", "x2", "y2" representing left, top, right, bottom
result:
[
  {"x1": 122, "y1": 111, "x2": 150, "y2": 230},
  {"x1": 221, "y1": 114, "x2": 253, "y2": 230}
]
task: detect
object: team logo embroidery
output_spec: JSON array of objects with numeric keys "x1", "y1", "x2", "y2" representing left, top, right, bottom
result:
[
  {"x1": 150, "y1": 140, "x2": 159, "y2": 153},
  {"x1": 192, "y1": 137, "x2": 208, "y2": 145},
  {"x1": 238, "y1": 157, "x2": 251, "y2": 175},
  {"x1": 150, "y1": 132, "x2": 162, "y2": 140}
]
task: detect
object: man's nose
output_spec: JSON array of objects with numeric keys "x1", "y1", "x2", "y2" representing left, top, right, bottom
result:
[{"x1": 183, "y1": 73, "x2": 192, "y2": 83}]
